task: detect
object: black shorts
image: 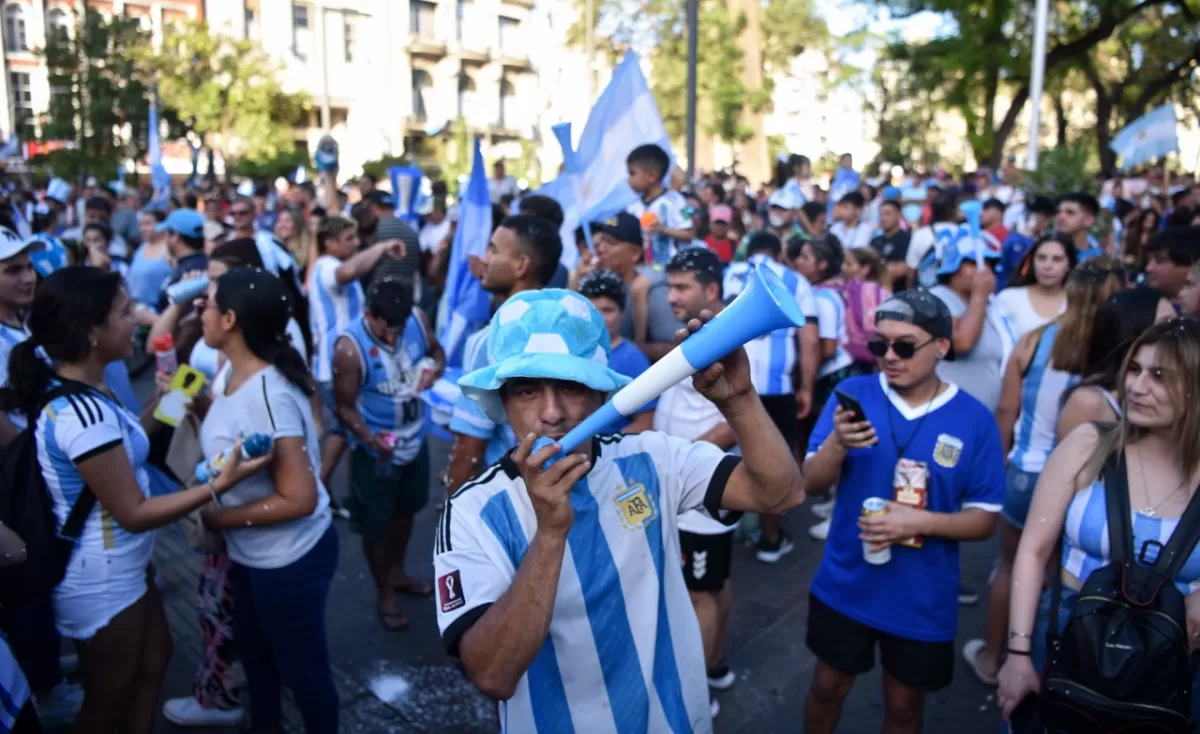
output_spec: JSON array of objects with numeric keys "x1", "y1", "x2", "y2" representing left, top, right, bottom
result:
[
  {"x1": 759, "y1": 393, "x2": 799, "y2": 451},
  {"x1": 679, "y1": 531, "x2": 733, "y2": 592},
  {"x1": 805, "y1": 593, "x2": 954, "y2": 692}
]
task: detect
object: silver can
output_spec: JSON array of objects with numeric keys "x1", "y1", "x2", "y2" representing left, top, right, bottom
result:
[{"x1": 861, "y1": 497, "x2": 891, "y2": 565}]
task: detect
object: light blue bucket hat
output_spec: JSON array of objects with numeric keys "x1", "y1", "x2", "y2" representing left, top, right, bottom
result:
[
  {"x1": 458, "y1": 288, "x2": 633, "y2": 424},
  {"x1": 936, "y1": 224, "x2": 1000, "y2": 276}
]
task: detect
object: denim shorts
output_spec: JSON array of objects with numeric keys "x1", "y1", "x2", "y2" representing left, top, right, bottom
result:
[
  {"x1": 316, "y1": 381, "x2": 345, "y2": 437},
  {"x1": 1001, "y1": 465, "x2": 1039, "y2": 530}
]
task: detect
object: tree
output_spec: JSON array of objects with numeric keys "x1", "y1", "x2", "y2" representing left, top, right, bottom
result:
[
  {"x1": 36, "y1": 8, "x2": 155, "y2": 182},
  {"x1": 137, "y1": 20, "x2": 309, "y2": 179},
  {"x1": 231, "y1": 147, "x2": 309, "y2": 183},
  {"x1": 876, "y1": 0, "x2": 1200, "y2": 168}
]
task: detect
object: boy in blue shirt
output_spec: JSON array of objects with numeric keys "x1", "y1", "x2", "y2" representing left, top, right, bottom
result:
[
  {"x1": 576, "y1": 268, "x2": 656, "y2": 433},
  {"x1": 801, "y1": 289, "x2": 1005, "y2": 734}
]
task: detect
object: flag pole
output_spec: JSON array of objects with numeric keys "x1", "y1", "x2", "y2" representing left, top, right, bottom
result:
[
  {"x1": 1025, "y1": 0, "x2": 1049, "y2": 171},
  {"x1": 685, "y1": 0, "x2": 698, "y2": 180}
]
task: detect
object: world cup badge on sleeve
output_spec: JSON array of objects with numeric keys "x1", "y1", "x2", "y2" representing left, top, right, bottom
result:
[
  {"x1": 614, "y1": 480, "x2": 658, "y2": 531},
  {"x1": 933, "y1": 433, "x2": 964, "y2": 468},
  {"x1": 438, "y1": 570, "x2": 465, "y2": 613}
]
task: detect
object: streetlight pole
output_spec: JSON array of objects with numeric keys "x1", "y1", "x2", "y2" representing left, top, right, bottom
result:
[
  {"x1": 685, "y1": 0, "x2": 697, "y2": 180},
  {"x1": 585, "y1": 0, "x2": 594, "y2": 105},
  {"x1": 1026, "y1": 0, "x2": 1049, "y2": 170}
]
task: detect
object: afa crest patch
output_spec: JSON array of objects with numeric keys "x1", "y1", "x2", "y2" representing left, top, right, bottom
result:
[
  {"x1": 933, "y1": 433, "x2": 963, "y2": 468},
  {"x1": 614, "y1": 480, "x2": 658, "y2": 531}
]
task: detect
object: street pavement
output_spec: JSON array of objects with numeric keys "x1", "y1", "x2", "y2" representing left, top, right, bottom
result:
[{"x1": 143, "y1": 434, "x2": 1007, "y2": 733}]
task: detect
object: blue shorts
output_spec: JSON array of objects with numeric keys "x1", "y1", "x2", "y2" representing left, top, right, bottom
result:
[
  {"x1": 317, "y1": 382, "x2": 345, "y2": 438},
  {"x1": 1000, "y1": 465, "x2": 1039, "y2": 530}
]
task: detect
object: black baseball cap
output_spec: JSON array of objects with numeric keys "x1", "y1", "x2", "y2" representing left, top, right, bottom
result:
[
  {"x1": 369, "y1": 189, "x2": 395, "y2": 208},
  {"x1": 875, "y1": 290, "x2": 956, "y2": 361},
  {"x1": 589, "y1": 212, "x2": 642, "y2": 246}
]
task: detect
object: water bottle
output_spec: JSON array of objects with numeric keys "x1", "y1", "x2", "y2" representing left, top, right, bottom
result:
[
  {"x1": 151, "y1": 333, "x2": 177, "y2": 375},
  {"x1": 195, "y1": 433, "x2": 273, "y2": 484},
  {"x1": 166, "y1": 276, "x2": 209, "y2": 305}
]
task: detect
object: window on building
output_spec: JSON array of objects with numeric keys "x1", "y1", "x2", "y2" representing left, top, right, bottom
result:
[
  {"x1": 411, "y1": 69, "x2": 431, "y2": 122},
  {"x1": 498, "y1": 16, "x2": 519, "y2": 50},
  {"x1": 4, "y1": 5, "x2": 27, "y2": 52},
  {"x1": 10, "y1": 72, "x2": 31, "y2": 135},
  {"x1": 499, "y1": 77, "x2": 515, "y2": 128},
  {"x1": 46, "y1": 7, "x2": 69, "y2": 43},
  {"x1": 457, "y1": 72, "x2": 475, "y2": 120},
  {"x1": 343, "y1": 15, "x2": 355, "y2": 62},
  {"x1": 410, "y1": 1, "x2": 435, "y2": 40},
  {"x1": 292, "y1": 2, "x2": 311, "y2": 58}
]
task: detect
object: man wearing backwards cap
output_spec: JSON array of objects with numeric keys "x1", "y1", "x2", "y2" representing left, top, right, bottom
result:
[
  {"x1": 434, "y1": 288, "x2": 805, "y2": 733},
  {"x1": 800, "y1": 289, "x2": 1005, "y2": 734}
]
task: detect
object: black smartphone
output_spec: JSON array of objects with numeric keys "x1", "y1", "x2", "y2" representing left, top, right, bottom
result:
[{"x1": 834, "y1": 389, "x2": 865, "y2": 422}]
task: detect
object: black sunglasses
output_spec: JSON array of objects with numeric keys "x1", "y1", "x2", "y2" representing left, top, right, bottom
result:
[{"x1": 867, "y1": 336, "x2": 937, "y2": 360}]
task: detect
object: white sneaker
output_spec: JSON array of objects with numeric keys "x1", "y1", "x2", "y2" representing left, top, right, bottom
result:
[
  {"x1": 162, "y1": 697, "x2": 245, "y2": 727},
  {"x1": 710, "y1": 698, "x2": 720, "y2": 719},
  {"x1": 811, "y1": 498, "x2": 835, "y2": 520},
  {"x1": 808, "y1": 518, "x2": 831, "y2": 541},
  {"x1": 707, "y1": 665, "x2": 736, "y2": 690},
  {"x1": 33, "y1": 682, "x2": 83, "y2": 728}
]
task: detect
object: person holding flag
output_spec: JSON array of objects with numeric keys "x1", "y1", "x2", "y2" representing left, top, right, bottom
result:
[{"x1": 827, "y1": 154, "x2": 861, "y2": 222}]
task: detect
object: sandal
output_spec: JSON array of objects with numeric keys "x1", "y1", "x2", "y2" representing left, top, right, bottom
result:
[
  {"x1": 961, "y1": 639, "x2": 998, "y2": 686},
  {"x1": 378, "y1": 606, "x2": 409, "y2": 631}
]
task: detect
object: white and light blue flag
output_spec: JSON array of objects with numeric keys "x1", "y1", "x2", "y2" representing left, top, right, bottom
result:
[
  {"x1": 439, "y1": 137, "x2": 492, "y2": 369},
  {"x1": 828, "y1": 166, "x2": 861, "y2": 220},
  {"x1": 538, "y1": 52, "x2": 673, "y2": 268},
  {"x1": 1111, "y1": 104, "x2": 1179, "y2": 170},
  {"x1": 148, "y1": 96, "x2": 171, "y2": 209}
]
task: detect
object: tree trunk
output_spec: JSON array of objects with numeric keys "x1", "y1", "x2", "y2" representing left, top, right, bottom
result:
[
  {"x1": 1054, "y1": 96, "x2": 1068, "y2": 148},
  {"x1": 1082, "y1": 61, "x2": 1116, "y2": 176}
]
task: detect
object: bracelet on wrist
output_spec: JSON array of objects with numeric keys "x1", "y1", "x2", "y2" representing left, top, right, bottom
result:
[
  {"x1": 1006, "y1": 647, "x2": 1032, "y2": 657},
  {"x1": 208, "y1": 483, "x2": 222, "y2": 506}
]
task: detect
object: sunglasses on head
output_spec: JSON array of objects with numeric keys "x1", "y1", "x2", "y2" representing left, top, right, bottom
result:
[{"x1": 867, "y1": 336, "x2": 937, "y2": 359}]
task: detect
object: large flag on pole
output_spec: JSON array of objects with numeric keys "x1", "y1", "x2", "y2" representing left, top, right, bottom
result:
[
  {"x1": 148, "y1": 92, "x2": 171, "y2": 209},
  {"x1": 439, "y1": 137, "x2": 491, "y2": 368},
  {"x1": 1111, "y1": 104, "x2": 1179, "y2": 170},
  {"x1": 538, "y1": 52, "x2": 673, "y2": 268}
]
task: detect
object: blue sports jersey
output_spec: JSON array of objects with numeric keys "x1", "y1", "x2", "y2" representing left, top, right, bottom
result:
[
  {"x1": 449, "y1": 325, "x2": 517, "y2": 466},
  {"x1": 997, "y1": 231, "x2": 1034, "y2": 290},
  {"x1": 724, "y1": 255, "x2": 818, "y2": 395},
  {"x1": 341, "y1": 314, "x2": 429, "y2": 464},
  {"x1": 806, "y1": 373, "x2": 1006, "y2": 642},
  {"x1": 309, "y1": 254, "x2": 364, "y2": 383}
]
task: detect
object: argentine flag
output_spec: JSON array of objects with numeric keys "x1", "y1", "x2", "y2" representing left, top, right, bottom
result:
[
  {"x1": 538, "y1": 52, "x2": 673, "y2": 268},
  {"x1": 148, "y1": 96, "x2": 171, "y2": 209},
  {"x1": 439, "y1": 138, "x2": 492, "y2": 369},
  {"x1": 1111, "y1": 104, "x2": 1178, "y2": 170}
]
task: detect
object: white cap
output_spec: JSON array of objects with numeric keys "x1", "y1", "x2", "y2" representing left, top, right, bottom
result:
[
  {"x1": 0, "y1": 227, "x2": 41, "y2": 260},
  {"x1": 45, "y1": 178, "x2": 71, "y2": 204},
  {"x1": 768, "y1": 188, "x2": 800, "y2": 210}
]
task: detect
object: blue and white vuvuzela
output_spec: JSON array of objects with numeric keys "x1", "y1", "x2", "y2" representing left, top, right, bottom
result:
[{"x1": 533, "y1": 262, "x2": 807, "y2": 465}]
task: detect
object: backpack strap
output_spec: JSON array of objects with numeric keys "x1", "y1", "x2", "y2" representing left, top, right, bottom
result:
[
  {"x1": 1103, "y1": 449, "x2": 1135, "y2": 565},
  {"x1": 1152, "y1": 479, "x2": 1200, "y2": 579},
  {"x1": 40, "y1": 382, "x2": 98, "y2": 541}
]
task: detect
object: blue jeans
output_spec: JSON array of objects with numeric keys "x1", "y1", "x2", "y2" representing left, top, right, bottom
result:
[
  {"x1": 1001, "y1": 466, "x2": 1039, "y2": 530},
  {"x1": 230, "y1": 525, "x2": 339, "y2": 733}
]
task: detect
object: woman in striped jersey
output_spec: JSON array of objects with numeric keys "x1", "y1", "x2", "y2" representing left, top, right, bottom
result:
[{"x1": 964, "y1": 258, "x2": 1124, "y2": 685}]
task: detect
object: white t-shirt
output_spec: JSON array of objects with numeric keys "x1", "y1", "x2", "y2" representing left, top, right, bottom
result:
[
  {"x1": 435, "y1": 431, "x2": 738, "y2": 733},
  {"x1": 627, "y1": 191, "x2": 694, "y2": 264},
  {"x1": 189, "y1": 317, "x2": 308, "y2": 381},
  {"x1": 994, "y1": 287, "x2": 1065, "y2": 339},
  {"x1": 201, "y1": 365, "x2": 331, "y2": 569},
  {"x1": 419, "y1": 220, "x2": 451, "y2": 254},
  {"x1": 829, "y1": 221, "x2": 874, "y2": 250}
]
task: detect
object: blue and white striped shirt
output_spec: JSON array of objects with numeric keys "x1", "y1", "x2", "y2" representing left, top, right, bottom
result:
[
  {"x1": 448, "y1": 325, "x2": 517, "y2": 465},
  {"x1": 724, "y1": 255, "x2": 818, "y2": 395},
  {"x1": 309, "y1": 254, "x2": 364, "y2": 383},
  {"x1": 813, "y1": 286, "x2": 853, "y2": 378},
  {"x1": 340, "y1": 314, "x2": 429, "y2": 465},
  {"x1": 435, "y1": 431, "x2": 739, "y2": 734},
  {"x1": 1009, "y1": 324, "x2": 1079, "y2": 473}
]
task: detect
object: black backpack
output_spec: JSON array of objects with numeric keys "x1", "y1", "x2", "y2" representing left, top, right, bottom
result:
[
  {"x1": 0, "y1": 383, "x2": 97, "y2": 608},
  {"x1": 1041, "y1": 449, "x2": 1200, "y2": 733}
]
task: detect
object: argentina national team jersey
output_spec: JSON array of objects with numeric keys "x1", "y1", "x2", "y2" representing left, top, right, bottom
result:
[
  {"x1": 812, "y1": 285, "x2": 854, "y2": 378},
  {"x1": 1008, "y1": 323, "x2": 1079, "y2": 473},
  {"x1": 0, "y1": 321, "x2": 31, "y2": 431},
  {"x1": 448, "y1": 325, "x2": 517, "y2": 466},
  {"x1": 723, "y1": 254, "x2": 818, "y2": 395},
  {"x1": 341, "y1": 313, "x2": 429, "y2": 464},
  {"x1": 435, "y1": 431, "x2": 742, "y2": 734},
  {"x1": 309, "y1": 254, "x2": 364, "y2": 383}
]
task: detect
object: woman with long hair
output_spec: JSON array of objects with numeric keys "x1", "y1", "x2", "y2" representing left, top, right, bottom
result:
[
  {"x1": 1056, "y1": 287, "x2": 1177, "y2": 439},
  {"x1": 7, "y1": 267, "x2": 267, "y2": 734},
  {"x1": 998, "y1": 319, "x2": 1200, "y2": 722},
  {"x1": 1121, "y1": 209, "x2": 1161, "y2": 274},
  {"x1": 274, "y1": 207, "x2": 314, "y2": 278},
  {"x1": 964, "y1": 257, "x2": 1124, "y2": 685},
  {"x1": 994, "y1": 233, "x2": 1076, "y2": 338},
  {"x1": 127, "y1": 210, "x2": 173, "y2": 311},
  {"x1": 197, "y1": 267, "x2": 339, "y2": 733},
  {"x1": 837, "y1": 247, "x2": 892, "y2": 370}
]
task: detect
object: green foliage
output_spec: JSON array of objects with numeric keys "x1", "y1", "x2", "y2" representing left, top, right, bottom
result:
[
  {"x1": 36, "y1": 9, "x2": 155, "y2": 181},
  {"x1": 138, "y1": 20, "x2": 309, "y2": 173},
  {"x1": 1024, "y1": 140, "x2": 1096, "y2": 199},
  {"x1": 232, "y1": 147, "x2": 309, "y2": 183},
  {"x1": 430, "y1": 119, "x2": 474, "y2": 195},
  {"x1": 360, "y1": 155, "x2": 413, "y2": 182}
]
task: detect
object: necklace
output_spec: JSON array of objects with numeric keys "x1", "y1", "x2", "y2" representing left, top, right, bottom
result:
[
  {"x1": 1135, "y1": 447, "x2": 1188, "y2": 517},
  {"x1": 884, "y1": 378, "x2": 943, "y2": 459}
]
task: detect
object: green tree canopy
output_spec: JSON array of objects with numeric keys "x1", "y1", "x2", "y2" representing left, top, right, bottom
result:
[{"x1": 137, "y1": 20, "x2": 309, "y2": 177}]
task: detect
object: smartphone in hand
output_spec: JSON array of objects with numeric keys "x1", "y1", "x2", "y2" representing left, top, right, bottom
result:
[{"x1": 834, "y1": 389, "x2": 865, "y2": 423}]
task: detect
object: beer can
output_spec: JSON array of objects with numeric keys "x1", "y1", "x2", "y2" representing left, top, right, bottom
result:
[{"x1": 861, "y1": 497, "x2": 891, "y2": 565}]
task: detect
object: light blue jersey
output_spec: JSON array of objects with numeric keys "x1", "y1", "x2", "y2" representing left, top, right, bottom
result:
[
  {"x1": 448, "y1": 325, "x2": 517, "y2": 466},
  {"x1": 813, "y1": 286, "x2": 853, "y2": 378},
  {"x1": 1009, "y1": 324, "x2": 1079, "y2": 473},
  {"x1": 309, "y1": 254, "x2": 364, "y2": 383},
  {"x1": 724, "y1": 255, "x2": 818, "y2": 395},
  {"x1": 341, "y1": 314, "x2": 429, "y2": 464},
  {"x1": 435, "y1": 431, "x2": 738, "y2": 734}
]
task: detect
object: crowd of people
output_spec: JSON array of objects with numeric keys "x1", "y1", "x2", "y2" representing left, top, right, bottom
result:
[{"x1": 0, "y1": 141, "x2": 1197, "y2": 734}]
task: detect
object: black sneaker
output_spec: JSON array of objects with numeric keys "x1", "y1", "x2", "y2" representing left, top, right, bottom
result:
[
  {"x1": 958, "y1": 584, "x2": 980, "y2": 605},
  {"x1": 755, "y1": 533, "x2": 794, "y2": 564},
  {"x1": 707, "y1": 664, "x2": 736, "y2": 690}
]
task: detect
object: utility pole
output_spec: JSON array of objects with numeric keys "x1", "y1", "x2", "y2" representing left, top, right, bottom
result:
[
  {"x1": 685, "y1": 0, "x2": 697, "y2": 179},
  {"x1": 1026, "y1": 0, "x2": 1049, "y2": 170}
]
